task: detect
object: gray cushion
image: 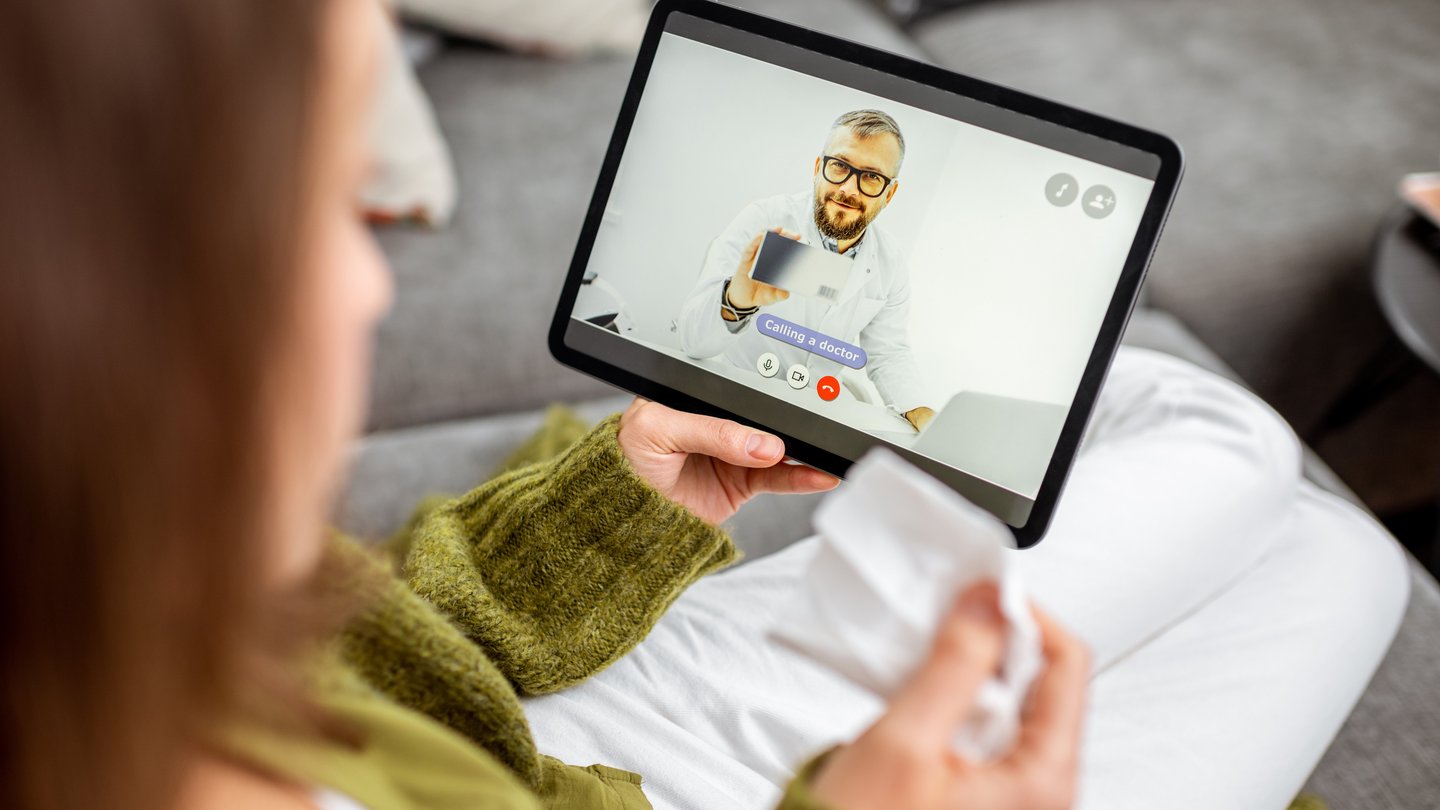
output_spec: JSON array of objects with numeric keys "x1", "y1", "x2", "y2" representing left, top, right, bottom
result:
[
  {"x1": 1304, "y1": 561, "x2": 1440, "y2": 807},
  {"x1": 367, "y1": 51, "x2": 626, "y2": 431}
]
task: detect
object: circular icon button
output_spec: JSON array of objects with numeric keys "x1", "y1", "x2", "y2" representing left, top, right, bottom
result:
[
  {"x1": 756, "y1": 352, "x2": 780, "y2": 378},
  {"x1": 816, "y1": 375, "x2": 840, "y2": 401},
  {"x1": 785, "y1": 363, "x2": 810, "y2": 390},
  {"x1": 1081, "y1": 184, "x2": 1116, "y2": 219},
  {"x1": 1045, "y1": 172, "x2": 1078, "y2": 207}
]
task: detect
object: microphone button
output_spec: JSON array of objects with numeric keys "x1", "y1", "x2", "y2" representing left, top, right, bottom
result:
[{"x1": 756, "y1": 352, "x2": 781, "y2": 378}]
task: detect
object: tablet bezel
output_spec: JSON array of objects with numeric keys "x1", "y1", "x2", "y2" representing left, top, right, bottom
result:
[{"x1": 548, "y1": 0, "x2": 1183, "y2": 547}]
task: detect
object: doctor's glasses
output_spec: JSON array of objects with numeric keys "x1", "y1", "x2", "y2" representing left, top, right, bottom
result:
[{"x1": 820, "y1": 155, "x2": 895, "y2": 198}]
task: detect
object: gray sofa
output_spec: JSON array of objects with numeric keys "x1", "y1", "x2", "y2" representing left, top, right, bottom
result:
[{"x1": 337, "y1": 0, "x2": 1440, "y2": 805}]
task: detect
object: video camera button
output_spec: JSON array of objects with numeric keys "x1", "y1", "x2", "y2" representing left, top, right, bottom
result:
[
  {"x1": 756, "y1": 352, "x2": 781, "y2": 378},
  {"x1": 785, "y1": 364, "x2": 810, "y2": 390}
]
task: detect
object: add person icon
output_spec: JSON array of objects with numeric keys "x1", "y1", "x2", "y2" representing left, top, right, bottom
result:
[{"x1": 1082, "y1": 184, "x2": 1116, "y2": 219}]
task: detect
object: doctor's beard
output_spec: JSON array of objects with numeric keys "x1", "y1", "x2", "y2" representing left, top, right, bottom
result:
[{"x1": 813, "y1": 189, "x2": 877, "y2": 242}]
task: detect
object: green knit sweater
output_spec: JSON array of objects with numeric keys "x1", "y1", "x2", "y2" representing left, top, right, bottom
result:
[{"x1": 232, "y1": 409, "x2": 834, "y2": 810}]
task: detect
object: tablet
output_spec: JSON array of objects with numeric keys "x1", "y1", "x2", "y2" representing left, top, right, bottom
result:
[{"x1": 550, "y1": 0, "x2": 1183, "y2": 547}]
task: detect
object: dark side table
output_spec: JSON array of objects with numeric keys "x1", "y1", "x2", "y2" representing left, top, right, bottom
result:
[
  {"x1": 1308, "y1": 205, "x2": 1440, "y2": 558},
  {"x1": 1376, "y1": 207, "x2": 1440, "y2": 374},
  {"x1": 1308, "y1": 206, "x2": 1440, "y2": 441}
]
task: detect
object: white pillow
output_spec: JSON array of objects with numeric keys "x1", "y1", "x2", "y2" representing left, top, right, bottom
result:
[
  {"x1": 362, "y1": 4, "x2": 458, "y2": 227},
  {"x1": 395, "y1": 0, "x2": 649, "y2": 56}
]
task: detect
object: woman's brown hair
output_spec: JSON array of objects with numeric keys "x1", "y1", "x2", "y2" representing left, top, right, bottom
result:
[{"x1": 0, "y1": 1, "x2": 337, "y2": 807}]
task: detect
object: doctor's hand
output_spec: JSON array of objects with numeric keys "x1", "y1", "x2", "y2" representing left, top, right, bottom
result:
[
  {"x1": 617, "y1": 398, "x2": 839, "y2": 525},
  {"x1": 905, "y1": 406, "x2": 936, "y2": 432},
  {"x1": 809, "y1": 583, "x2": 1090, "y2": 810},
  {"x1": 725, "y1": 228, "x2": 803, "y2": 313}
]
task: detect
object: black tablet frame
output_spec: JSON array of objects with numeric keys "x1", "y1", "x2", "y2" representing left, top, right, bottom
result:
[{"x1": 548, "y1": 0, "x2": 1183, "y2": 548}]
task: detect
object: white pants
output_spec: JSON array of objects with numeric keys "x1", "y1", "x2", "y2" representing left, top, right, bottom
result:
[{"x1": 524, "y1": 347, "x2": 1412, "y2": 810}]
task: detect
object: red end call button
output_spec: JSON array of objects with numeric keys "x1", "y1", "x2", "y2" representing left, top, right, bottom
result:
[{"x1": 816, "y1": 375, "x2": 840, "y2": 401}]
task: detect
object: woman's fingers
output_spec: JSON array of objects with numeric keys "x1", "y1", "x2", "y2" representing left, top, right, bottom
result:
[
  {"x1": 743, "y1": 460, "x2": 840, "y2": 495},
  {"x1": 622, "y1": 400, "x2": 785, "y2": 468},
  {"x1": 810, "y1": 587, "x2": 1004, "y2": 810},
  {"x1": 1011, "y1": 606, "x2": 1090, "y2": 771},
  {"x1": 875, "y1": 582, "x2": 1007, "y2": 750}
]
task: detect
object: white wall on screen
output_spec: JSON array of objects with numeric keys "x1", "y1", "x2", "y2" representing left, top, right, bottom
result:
[{"x1": 905, "y1": 127, "x2": 1156, "y2": 406}]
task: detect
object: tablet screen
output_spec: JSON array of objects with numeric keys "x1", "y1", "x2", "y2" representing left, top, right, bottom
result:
[{"x1": 559, "y1": 8, "x2": 1170, "y2": 532}]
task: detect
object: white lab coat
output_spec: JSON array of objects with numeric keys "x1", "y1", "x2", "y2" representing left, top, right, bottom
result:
[{"x1": 677, "y1": 191, "x2": 928, "y2": 414}]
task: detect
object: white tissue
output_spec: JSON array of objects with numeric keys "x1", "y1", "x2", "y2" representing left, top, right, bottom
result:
[{"x1": 772, "y1": 448, "x2": 1042, "y2": 761}]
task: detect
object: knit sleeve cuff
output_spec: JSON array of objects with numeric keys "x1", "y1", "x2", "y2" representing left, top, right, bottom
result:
[
  {"x1": 403, "y1": 413, "x2": 740, "y2": 695},
  {"x1": 774, "y1": 748, "x2": 843, "y2": 810},
  {"x1": 511, "y1": 412, "x2": 739, "y2": 569}
]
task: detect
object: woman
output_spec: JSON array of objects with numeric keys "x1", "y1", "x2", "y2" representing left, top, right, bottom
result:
[{"x1": 0, "y1": 1, "x2": 1407, "y2": 809}]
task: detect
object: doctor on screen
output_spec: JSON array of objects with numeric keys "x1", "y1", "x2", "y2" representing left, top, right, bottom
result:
[{"x1": 678, "y1": 109, "x2": 935, "y2": 431}]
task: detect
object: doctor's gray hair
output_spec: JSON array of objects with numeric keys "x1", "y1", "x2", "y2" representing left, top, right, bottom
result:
[{"x1": 827, "y1": 109, "x2": 906, "y2": 175}]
